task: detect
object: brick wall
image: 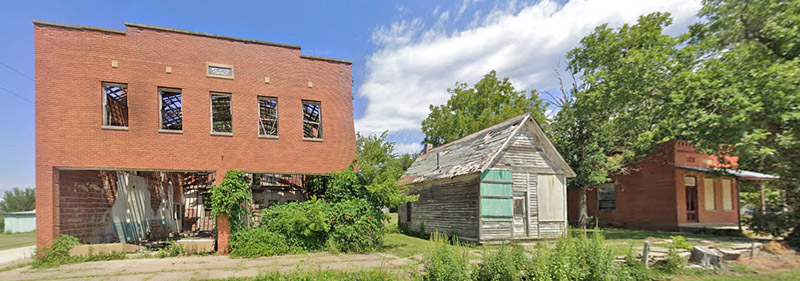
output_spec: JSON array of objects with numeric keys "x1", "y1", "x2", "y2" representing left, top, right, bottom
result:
[
  {"x1": 57, "y1": 170, "x2": 118, "y2": 243},
  {"x1": 35, "y1": 22, "x2": 356, "y2": 247}
]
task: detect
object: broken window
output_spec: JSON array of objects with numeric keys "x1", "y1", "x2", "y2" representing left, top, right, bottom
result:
[
  {"x1": 102, "y1": 82, "x2": 128, "y2": 127},
  {"x1": 159, "y1": 88, "x2": 182, "y2": 131},
  {"x1": 210, "y1": 92, "x2": 232, "y2": 134},
  {"x1": 258, "y1": 96, "x2": 278, "y2": 137},
  {"x1": 513, "y1": 198, "x2": 525, "y2": 216},
  {"x1": 598, "y1": 183, "x2": 616, "y2": 211},
  {"x1": 302, "y1": 100, "x2": 322, "y2": 139}
]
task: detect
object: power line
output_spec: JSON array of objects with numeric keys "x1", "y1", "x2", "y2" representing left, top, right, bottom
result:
[
  {"x1": 0, "y1": 62, "x2": 34, "y2": 82},
  {"x1": 0, "y1": 86, "x2": 34, "y2": 104}
]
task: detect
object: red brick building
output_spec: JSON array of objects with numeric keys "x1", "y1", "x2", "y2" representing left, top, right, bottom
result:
[
  {"x1": 567, "y1": 141, "x2": 776, "y2": 231},
  {"x1": 34, "y1": 21, "x2": 356, "y2": 248}
]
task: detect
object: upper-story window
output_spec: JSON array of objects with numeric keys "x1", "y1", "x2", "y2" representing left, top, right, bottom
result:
[
  {"x1": 258, "y1": 96, "x2": 278, "y2": 137},
  {"x1": 158, "y1": 87, "x2": 182, "y2": 132},
  {"x1": 302, "y1": 100, "x2": 322, "y2": 139},
  {"x1": 206, "y1": 63, "x2": 234, "y2": 79},
  {"x1": 102, "y1": 82, "x2": 128, "y2": 128},
  {"x1": 210, "y1": 92, "x2": 233, "y2": 134}
]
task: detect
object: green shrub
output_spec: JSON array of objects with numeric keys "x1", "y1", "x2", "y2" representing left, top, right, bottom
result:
[
  {"x1": 423, "y1": 232, "x2": 470, "y2": 281},
  {"x1": 259, "y1": 198, "x2": 331, "y2": 251},
  {"x1": 659, "y1": 246, "x2": 686, "y2": 274},
  {"x1": 33, "y1": 235, "x2": 126, "y2": 268},
  {"x1": 33, "y1": 235, "x2": 80, "y2": 268},
  {"x1": 327, "y1": 199, "x2": 385, "y2": 253},
  {"x1": 230, "y1": 228, "x2": 300, "y2": 258},
  {"x1": 616, "y1": 250, "x2": 656, "y2": 281},
  {"x1": 669, "y1": 235, "x2": 691, "y2": 250},
  {"x1": 523, "y1": 229, "x2": 614, "y2": 281},
  {"x1": 157, "y1": 240, "x2": 186, "y2": 258},
  {"x1": 472, "y1": 245, "x2": 526, "y2": 281},
  {"x1": 209, "y1": 170, "x2": 253, "y2": 233}
]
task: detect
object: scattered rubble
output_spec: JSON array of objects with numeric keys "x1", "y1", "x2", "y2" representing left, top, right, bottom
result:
[{"x1": 691, "y1": 246, "x2": 722, "y2": 269}]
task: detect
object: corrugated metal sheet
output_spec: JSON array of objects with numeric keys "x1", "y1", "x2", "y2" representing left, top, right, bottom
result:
[{"x1": 4, "y1": 210, "x2": 36, "y2": 233}]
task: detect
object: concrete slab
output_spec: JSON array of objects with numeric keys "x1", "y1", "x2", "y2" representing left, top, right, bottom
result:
[{"x1": 0, "y1": 246, "x2": 35, "y2": 266}]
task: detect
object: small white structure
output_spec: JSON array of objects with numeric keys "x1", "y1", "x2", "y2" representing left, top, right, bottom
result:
[{"x1": 4, "y1": 210, "x2": 36, "y2": 233}]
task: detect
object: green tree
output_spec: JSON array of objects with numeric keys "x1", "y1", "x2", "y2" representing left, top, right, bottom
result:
[
  {"x1": 421, "y1": 70, "x2": 550, "y2": 146},
  {"x1": 0, "y1": 187, "x2": 36, "y2": 213},
  {"x1": 677, "y1": 0, "x2": 800, "y2": 244},
  {"x1": 208, "y1": 170, "x2": 253, "y2": 233},
  {"x1": 554, "y1": 13, "x2": 684, "y2": 227}
]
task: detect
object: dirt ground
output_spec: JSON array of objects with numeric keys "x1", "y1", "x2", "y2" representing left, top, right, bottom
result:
[{"x1": 0, "y1": 252, "x2": 418, "y2": 281}]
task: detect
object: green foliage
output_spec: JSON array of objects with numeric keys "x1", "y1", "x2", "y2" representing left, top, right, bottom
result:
[
  {"x1": 421, "y1": 70, "x2": 550, "y2": 147},
  {"x1": 472, "y1": 245, "x2": 526, "y2": 281},
  {"x1": 670, "y1": 235, "x2": 691, "y2": 250},
  {"x1": 746, "y1": 206, "x2": 796, "y2": 238},
  {"x1": 0, "y1": 187, "x2": 35, "y2": 213},
  {"x1": 422, "y1": 232, "x2": 470, "y2": 281},
  {"x1": 354, "y1": 132, "x2": 419, "y2": 209},
  {"x1": 229, "y1": 228, "x2": 299, "y2": 258},
  {"x1": 33, "y1": 235, "x2": 126, "y2": 268},
  {"x1": 157, "y1": 240, "x2": 186, "y2": 258},
  {"x1": 659, "y1": 246, "x2": 687, "y2": 274},
  {"x1": 616, "y1": 250, "x2": 656, "y2": 281},
  {"x1": 209, "y1": 170, "x2": 253, "y2": 233},
  {"x1": 523, "y1": 229, "x2": 615, "y2": 281},
  {"x1": 259, "y1": 198, "x2": 331, "y2": 251},
  {"x1": 220, "y1": 268, "x2": 413, "y2": 281},
  {"x1": 327, "y1": 199, "x2": 385, "y2": 253}
]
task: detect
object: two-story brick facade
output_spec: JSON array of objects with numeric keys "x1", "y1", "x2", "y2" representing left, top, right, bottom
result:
[{"x1": 34, "y1": 21, "x2": 356, "y2": 248}]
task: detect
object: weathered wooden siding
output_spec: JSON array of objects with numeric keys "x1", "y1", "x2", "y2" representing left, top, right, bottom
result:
[
  {"x1": 489, "y1": 126, "x2": 567, "y2": 240},
  {"x1": 399, "y1": 175, "x2": 480, "y2": 241}
]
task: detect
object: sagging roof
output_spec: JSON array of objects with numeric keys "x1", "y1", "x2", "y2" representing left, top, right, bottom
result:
[
  {"x1": 399, "y1": 113, "x2": 576, "y2": 185},
  {"x1": 677, "y1": 166, "x2": 779, "y2": 181}
]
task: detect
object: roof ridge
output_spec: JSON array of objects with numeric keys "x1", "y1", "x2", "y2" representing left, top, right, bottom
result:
[{"x1": 426, "y1": 112, "x2": 530, "y2": 153}]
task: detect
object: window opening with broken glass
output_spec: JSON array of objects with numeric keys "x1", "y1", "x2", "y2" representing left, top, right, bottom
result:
[
  {"x1": 211, "y1": 92, "x2": 233, "y2": 133},
  {"x1": 302, "y1": 100, "x2": 322, "y2": 139},
  {"x1": 258, "y1": 96, "x2": 278, "y2": 136},
  {"x1": 159, "y1": 88, "x2": 182, "y2": 131},
  {"x1": 103, "y1": 82, "x2": 128, "y2": 127}
]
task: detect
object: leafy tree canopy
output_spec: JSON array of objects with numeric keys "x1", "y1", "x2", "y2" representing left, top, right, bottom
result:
[
  {"x1": 421, "y1": 70, "x2": 550, "y2": 147},
  {"x1": 0, "y1": 187, "x2": 35, "y2": 213}
]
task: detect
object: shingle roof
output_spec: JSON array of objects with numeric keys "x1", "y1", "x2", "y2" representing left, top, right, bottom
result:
[{"x1": 399, "y1": 114, "x2": 529, "y2": 185}]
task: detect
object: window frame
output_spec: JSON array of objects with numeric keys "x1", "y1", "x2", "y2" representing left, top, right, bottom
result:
[
  {"x1": 101, "y1": 82, "x2": 129, "y2": 130},
  {"x1": 158, "y1": 87, "x2": 183, "y2": 133},
  {"x1": 258, "y1": 96, "x2": 279, "y2": 138},
  {"x1": 206, "y1": 62, "x2": 234, "y2": 80},
  {"x1": 301, "y1": 100, "x2": 322, "y2": 140},
  {"x1": 597, "y1": 182, "x2": 617, "y2": 211},
  {"x1": 209, "y1": 92, "x2": 233, "y2": 136}
]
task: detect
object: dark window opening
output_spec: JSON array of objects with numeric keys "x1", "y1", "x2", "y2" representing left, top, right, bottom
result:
[
  {"x1": 159, "y1": 88, "x2": 182, "y2": 131},
  {"x1": 258, "y1": 97, "x2": 278, "y2": 136},
  {"x1": 598, "y1": 183, "x2": 617, "y2": 211},
  {"x1": 103, "y1": 82, "x2": 128, "y2": 127},
  {"x1": 302, "y1": 100, "x2": 322, "y2": 139},
  {"x1": 513, "y1": 198, "x2": 524, "y2": 216},
  {"x1": 210, "y1": 92, "x2": 232, "y2": 133},
  {"x1": 406, "y1": 202, "x2": 412, "y2": 222}
]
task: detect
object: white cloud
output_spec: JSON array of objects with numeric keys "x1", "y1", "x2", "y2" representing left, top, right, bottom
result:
[
  {"x1": 355, "y1": 0, "x2": 701, "y2": 135},
  {"x1": 394, "y1": 142, "x2": 424, "y2": 154}
]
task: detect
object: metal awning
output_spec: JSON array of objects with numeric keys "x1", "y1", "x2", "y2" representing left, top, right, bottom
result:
[{"x1": 677, "y1": 166, "x2": 779, "y2": 181}]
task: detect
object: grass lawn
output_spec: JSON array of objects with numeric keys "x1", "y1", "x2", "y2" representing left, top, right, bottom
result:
[
  {"x1": 383, "y1": 233, "x2": 433, "y2": 258},
  {"x1": 0, "y1": 231, "x2": 36, "y2": 251},
  {"x1": 676, "y1": 267, "x2": 800, "y2": 281}
]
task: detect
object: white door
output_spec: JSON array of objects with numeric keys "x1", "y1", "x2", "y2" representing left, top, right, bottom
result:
[{"x1": 512, "y1": 196, "x2": 527, "y2": 237}]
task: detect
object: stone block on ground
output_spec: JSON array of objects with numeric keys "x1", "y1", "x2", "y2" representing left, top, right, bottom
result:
[{"x1": 690, "y1": 246, "x2": 722, "y2": 269}]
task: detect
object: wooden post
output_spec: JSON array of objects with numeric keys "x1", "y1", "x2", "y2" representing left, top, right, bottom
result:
[
  {"x1": 642, "y1": 242, "x2": 651, "y2": 268},
  {"x1": 759, "y1": 182, "x2": 766, "y2": 214}
]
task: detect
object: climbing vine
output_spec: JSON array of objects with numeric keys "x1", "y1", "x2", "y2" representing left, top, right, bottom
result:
[{"x1": 209, "y1": 170, "x2": 252, "y2": 233}]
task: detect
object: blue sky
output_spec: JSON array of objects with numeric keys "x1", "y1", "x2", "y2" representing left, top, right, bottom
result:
[{"x1": 0, "y1": 0, "x2": 702, "y2": 193}]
